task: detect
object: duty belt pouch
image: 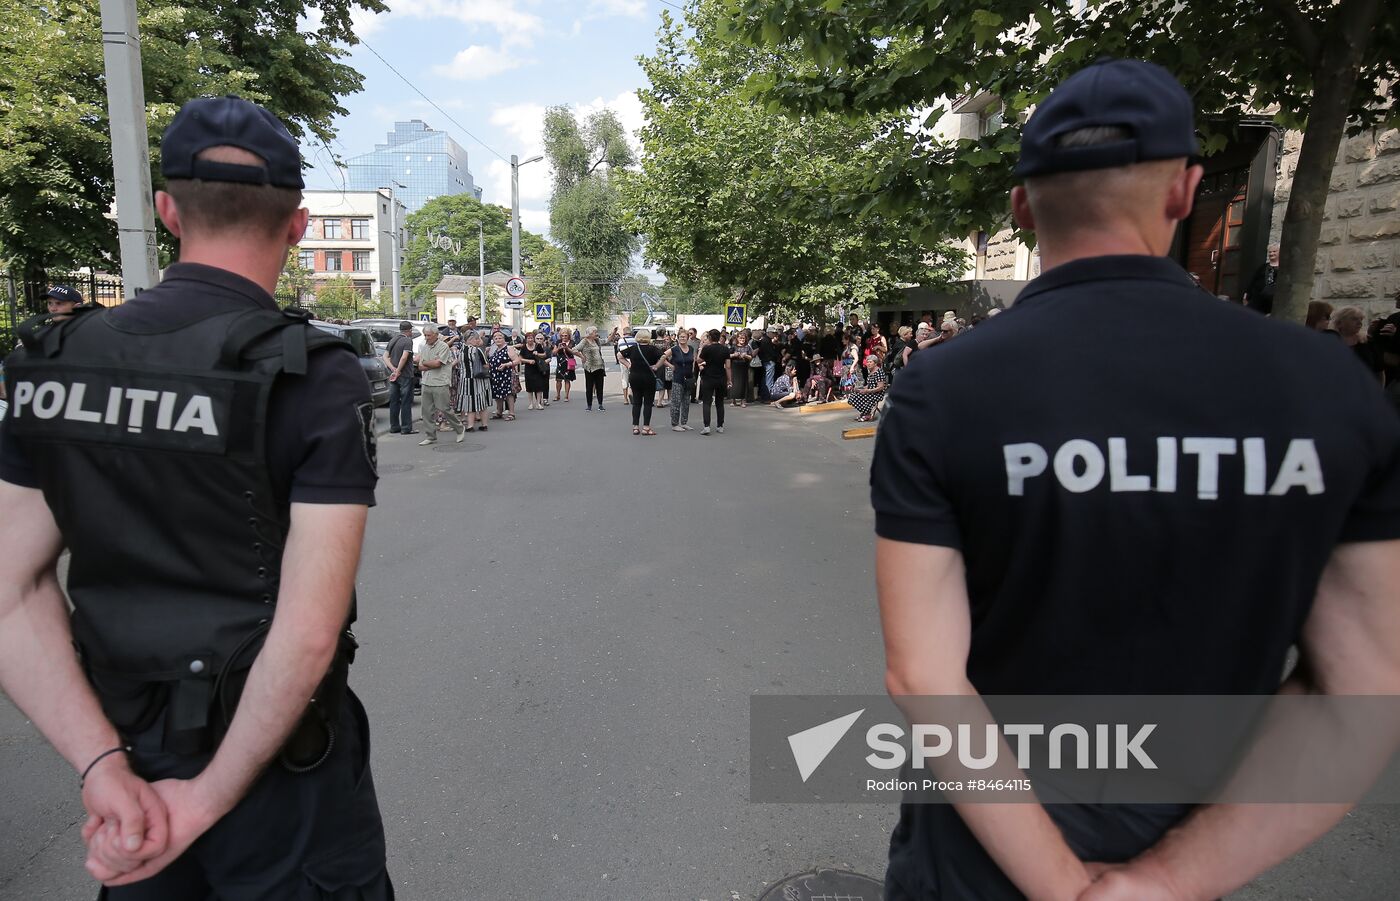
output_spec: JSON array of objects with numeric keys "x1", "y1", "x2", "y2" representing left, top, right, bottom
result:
[
  {"x1": 279, "y1": 630, "x2": 358, "y2": 773},
  {"x1": 165, "y1": 675, "x2": 216, "y2": 756}
]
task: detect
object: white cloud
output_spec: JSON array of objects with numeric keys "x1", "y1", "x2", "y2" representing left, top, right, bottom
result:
[
  {"x1": 587, "y1": 0, "x2": 648, "y2": 17},
  {"x1": 518, "y1": 207, "x2": 550, "y2": 235},
  {"x1": 354, "y1": 0, "x2": 544, "y2": 45},
  {"x1": 432, "y1": 44, "x2": 527, "y2": 80}
]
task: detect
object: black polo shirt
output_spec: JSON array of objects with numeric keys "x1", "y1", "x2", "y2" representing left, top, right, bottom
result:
[
  {"x1": 1, "y1": 263, "x2": 377, "y2": 507},
  {"x1": 871, "y1": 255, "x2": 1400, "y2": 895}
]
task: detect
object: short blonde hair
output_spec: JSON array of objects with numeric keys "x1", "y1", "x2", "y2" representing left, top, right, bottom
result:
[
  {"x1": 1331, "y1": 306, "x2": 1364, "y2": 331},
  {"x1": 898, "y1": 326, "x2": 913, "y2": 339},
  {"x1": 636, "y1": 330, "x2": 652, "y2": 344}
]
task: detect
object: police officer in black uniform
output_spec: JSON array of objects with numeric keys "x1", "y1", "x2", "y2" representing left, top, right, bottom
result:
[
  {"x1": 0, "y1": 96, "x2": 393, "y2": 898},
  {"x1": 871, "y1": 60, "x2": 1400, "y2": 900},
  {"x1": 44, "y1": 284, "x2": 87, "y2": 318}
]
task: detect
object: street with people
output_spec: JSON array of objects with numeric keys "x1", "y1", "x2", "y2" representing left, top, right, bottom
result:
[{"x1": 3, "y1": 2, "x2": 1400, "y2": 899}]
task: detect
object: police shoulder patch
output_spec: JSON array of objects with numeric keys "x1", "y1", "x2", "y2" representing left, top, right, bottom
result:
[{"x1": 355, "y1": 401, "x2": 377, "y2": 476}]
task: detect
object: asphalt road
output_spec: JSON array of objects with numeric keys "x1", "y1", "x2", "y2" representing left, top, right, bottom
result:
[{"x1": 1, "y1": 369, "x2": 1396, "y2": 899}]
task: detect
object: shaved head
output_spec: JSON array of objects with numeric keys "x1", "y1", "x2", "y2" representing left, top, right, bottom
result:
[
  {"x1": 163, "y1": 145, "x2": 303, "y2": 239},
  {"x1": 1023, "y1": 157, "x2": 1188, "y2": 237}
]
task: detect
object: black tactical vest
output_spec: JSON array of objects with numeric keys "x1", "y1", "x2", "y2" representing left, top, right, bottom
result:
[{"x1": 4, "y1": 303, "x2": 351, "y2": 745}]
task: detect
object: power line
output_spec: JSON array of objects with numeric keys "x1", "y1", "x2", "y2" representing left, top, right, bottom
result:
[{"x1": 356, "y1": 38, "x2": 509, "y2": 164}]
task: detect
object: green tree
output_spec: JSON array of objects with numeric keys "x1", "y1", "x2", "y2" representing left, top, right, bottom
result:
[
  {"x1": 0, "y1": 0, "x2": 384, "y2": 300},
  {"x1": 277, "y1": 249, "x2": 314, "y2": 305},
  {"x1": 721, "y1": 0, "x2": 1399, "y2": 322},
  {"x1": 312, "y1": 275, "x2": 365, "y2": 318},
  {"x1": 544, "y1": 105, "x2": 639, "y2": 326},
  {"x1": 628, "y1": 4, "x2": 963, "y2": 325},
  {"x1": 400, "y1": 193, "x2": 552, "y2": 310},
  {"x1": 659, "y1": 280, "x2": 728, "y2": 317}
]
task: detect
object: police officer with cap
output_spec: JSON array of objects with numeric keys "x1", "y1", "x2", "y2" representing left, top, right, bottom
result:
[
  {"x1": 872, "y1": 59, "x2": 1400, "y2": 900},
  {"x1": 45, "y1": 284, "x2": 86, "y2": 319},
  {"x1": 0, "y1": 96, "x2": 392, "y2": 897}
]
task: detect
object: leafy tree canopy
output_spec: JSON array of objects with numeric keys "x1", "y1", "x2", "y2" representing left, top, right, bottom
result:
[
  {"x1": 544, "y1": 105, "x2": 639, "y2": 325},
  {"x1": 720, "y1": 0, "x2": 1399, "y2": 320},
  {"x1": 627, "y1": 2, "x2": 964, "y2": 323},
  {"x1": 0, "y1": 0, "x2": 384, "y2": 277},
  {"x1": 401, "y1": 193, "x2": 551, "y2": 307}
]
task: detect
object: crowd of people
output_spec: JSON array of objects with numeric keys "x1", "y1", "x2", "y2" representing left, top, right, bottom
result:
[
  {"x1": 373, "y1": 310, "x2": 1014, "y2": 442},
  {"x1": 605, "y1": 310, "x2": 997, "y2": 427}
]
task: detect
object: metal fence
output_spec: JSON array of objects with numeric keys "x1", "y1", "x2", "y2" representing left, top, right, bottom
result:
[{"x1": 3, "y1": 270, "x2": 126, "y2": 352}]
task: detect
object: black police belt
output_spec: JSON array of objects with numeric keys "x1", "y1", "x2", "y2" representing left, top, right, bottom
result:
[{"x1": 78, "y1": 627, "x2": 358, "y2": 772}]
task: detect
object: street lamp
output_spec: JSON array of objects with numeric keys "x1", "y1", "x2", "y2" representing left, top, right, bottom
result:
[{"x1": 510, "y1": 153, "x2": 544, "y2": 329}]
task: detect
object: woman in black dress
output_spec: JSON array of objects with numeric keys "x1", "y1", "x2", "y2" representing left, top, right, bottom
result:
[
  {"x1": 521, "y1": 332, "x2": 551, "y2": 410},
  {"x1": 620, "y1": 330, "x2": 664, "y2": 435}
]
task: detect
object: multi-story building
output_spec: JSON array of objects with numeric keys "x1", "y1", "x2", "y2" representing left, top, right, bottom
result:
[
  {"x1": 344, "y1": 120, "x2": 483, "y2": 215},
  {"x1": 297, "y1": 189, "x2": 407, "y2": 300}
]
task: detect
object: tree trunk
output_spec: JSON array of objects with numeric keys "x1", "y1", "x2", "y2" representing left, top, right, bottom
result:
[
  {"x1": 1274, "y1": 0, "x2": 1380, "y2": 322},
  {"x1": 21, "y1": 263, "x2": 48, "y2": 317}
]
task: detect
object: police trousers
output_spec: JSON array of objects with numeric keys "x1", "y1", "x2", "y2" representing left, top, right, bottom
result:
[{"x1": 100, "y1": 690, "x2": 393, "y2": 901}]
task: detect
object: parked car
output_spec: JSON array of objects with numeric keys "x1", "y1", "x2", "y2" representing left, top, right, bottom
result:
[
  {"x1": 352, "y1": 318, "x2": 432, "y2": 357},
  {"x1": 351, "y1": 318, "x2": 445, "y2": 393},
  {"x1": 311, "y1": 321, "x2": 391, "y2": 407}
]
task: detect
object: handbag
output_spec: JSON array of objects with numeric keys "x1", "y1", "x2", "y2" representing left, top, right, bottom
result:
[{"x1": 470, "y1": 348, "x2": 489, "y2": 380}]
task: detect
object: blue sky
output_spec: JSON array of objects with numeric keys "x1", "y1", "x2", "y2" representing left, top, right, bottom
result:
[{"x1": 305, "y1": 0, "x2": 676, "y2": 237}]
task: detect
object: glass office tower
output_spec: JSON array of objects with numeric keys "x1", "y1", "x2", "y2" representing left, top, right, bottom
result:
[{"x1": 345, "y1": 120, "x2": 484, "y2": 214}]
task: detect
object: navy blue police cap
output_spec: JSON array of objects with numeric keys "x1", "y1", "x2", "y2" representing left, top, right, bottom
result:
[
  {"x1": 161, "y1": 96, "x2": 304, "y2": 189},
  {"x1": 44, "y1": 285, "x2": 83, "y2": 304},
  {"x1": 1015, "y1": 59, "x2": 1199, "y2": 179}
]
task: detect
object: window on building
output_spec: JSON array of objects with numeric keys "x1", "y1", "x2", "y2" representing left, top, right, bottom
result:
[
  {"x1": 978, "y1": 102, "x2": 1004, "y2": 138},
  {"x1": 325, "y1": 254, "x2": 343, "y2": 272},
  {"x1": 304, "y1": 219, "x2": 316, "y2": 240},
  {"x1": 352, "y1": 251, "x2": 370, "y2": 272},
  {"x1": 324, "y1": 219, "x2": 342, "y2": 239},
  {"x1": 974, "y1": 230, "x2": 990, "y2": 279},
  {"x1": 351, "y1": 218, "x2": 370, "y2": 240},
  {"x1": 298, "y1": 250, "x2": 315, "y2": 270}
]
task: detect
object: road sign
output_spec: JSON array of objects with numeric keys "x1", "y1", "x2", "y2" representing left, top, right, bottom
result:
[
  {"x1": 534, "y1": 302, "x2": 554, "y2": 325},
  {"x1": 506, "y1": 276, "x2": 527, "y2": 298},
  {"x1": 725, "y1": 302, "x2": 747, "y2": 328},
  {"x1": 505, "y1": 297, "x2": 524, "y2": 310},
  {"x1": 419, "y1": 313, "x2": 431, "y2": 321}
]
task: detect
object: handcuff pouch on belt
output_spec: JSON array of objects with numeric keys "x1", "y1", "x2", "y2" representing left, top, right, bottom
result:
[{"x1": 80, "y1": 627, "x2": 358, "y2": 772}]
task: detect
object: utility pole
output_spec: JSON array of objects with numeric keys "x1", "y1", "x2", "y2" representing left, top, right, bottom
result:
[
  {"x1": 510, "y1": 153, "x2": 544, "y2": 331},
  {"x1": 478, "y1": 221, "x2": 487, "y2": 322},
  {"x1": 100, "y1": 0, "x2": 159, "y2": 297},
  {"x1": 386, "y1": 181, "x2": 405, "y2": 315}
]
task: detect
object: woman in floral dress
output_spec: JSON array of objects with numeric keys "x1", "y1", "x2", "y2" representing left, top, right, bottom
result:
[
  {"x1": 488, "y1": 331, "x2": 520, "y2": 421},
  {"x1": 846, "y1": 354, "x2": 888, "y2": 422}
]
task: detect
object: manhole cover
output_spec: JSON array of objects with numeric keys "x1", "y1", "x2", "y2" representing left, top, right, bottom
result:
[
  {"x1": 433, "y1": 443, "x2": 486, "y2": 453},
  {"x1": 759, "y1": 869, "x2": 883, "y2": 901},
  {"x1": 378, "y1": 464, "x2": 415, "y2": 474}
]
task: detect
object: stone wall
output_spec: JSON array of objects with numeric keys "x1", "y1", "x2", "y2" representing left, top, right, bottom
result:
[
  {"x1": 1273, "y1": 127, "x2": 1400, "y2": 318},
  {"x1": 983, "y1": 230, "x2": 1022, "y2": 280}
]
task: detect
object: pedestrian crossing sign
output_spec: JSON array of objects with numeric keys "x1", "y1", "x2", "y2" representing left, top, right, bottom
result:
[
  {"x1": 726, "y1": 303, "x2": 747, "y2": 327},
  {"x1": 534, "y1": 302, "x2": 554, "y2": 325}
]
